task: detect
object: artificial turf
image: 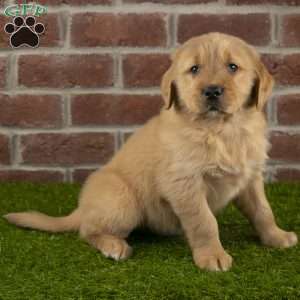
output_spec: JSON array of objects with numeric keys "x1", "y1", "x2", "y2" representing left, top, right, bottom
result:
[{"x1": 0, "y1": 182, "x2": 299, "y2": 300}]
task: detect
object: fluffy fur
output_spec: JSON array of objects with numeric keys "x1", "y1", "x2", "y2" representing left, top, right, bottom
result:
[{"x1": 4, "y1": 33, "x2": 298, "y2": 271}]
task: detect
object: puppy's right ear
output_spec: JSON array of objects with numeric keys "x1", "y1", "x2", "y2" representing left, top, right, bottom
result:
[{"x1": 161, "y1": 67, "x2": 179, "y2": 110}]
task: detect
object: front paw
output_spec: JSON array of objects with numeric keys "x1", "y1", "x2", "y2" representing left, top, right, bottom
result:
[
  {"x1": 193, "y1": 246, "x2": 233, "y2": 272},
  {"x1": 261, "y1": 228, "x2": 298, "y2": 248}
]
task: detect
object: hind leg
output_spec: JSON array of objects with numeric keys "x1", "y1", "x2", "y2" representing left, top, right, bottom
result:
[
  {"x1": 88, "y1": 234, "x2": 133, "y2": 260},
  {"x1": 78, "y1": 170, "x2": 140, "y2": 260}
]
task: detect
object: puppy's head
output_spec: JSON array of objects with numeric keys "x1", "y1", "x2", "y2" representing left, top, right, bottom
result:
[{"x1": 161, "y1": 33, "x2": 274, "y2": 118}]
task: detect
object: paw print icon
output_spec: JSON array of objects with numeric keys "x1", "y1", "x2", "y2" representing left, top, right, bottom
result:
[{"x1": 4, "y1": 16, "x2": 45, "y2": 48}]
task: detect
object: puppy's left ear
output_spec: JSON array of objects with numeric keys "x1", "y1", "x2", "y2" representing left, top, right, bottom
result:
[{"x1": 253, "y1": 60, "x2": 274, "y2": 110}]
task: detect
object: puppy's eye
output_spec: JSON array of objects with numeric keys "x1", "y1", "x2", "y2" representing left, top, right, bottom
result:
[
  {"x1": 228, "y1": 63, "x2": 238, "y2": 73},
  {"x1": 190, "y1": 65, "x2": 200, "y2": 74}
]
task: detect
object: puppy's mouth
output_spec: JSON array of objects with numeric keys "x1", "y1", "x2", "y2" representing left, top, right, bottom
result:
[
  {"x1": 208, "y1": 105, "x2": 220, "y2": 112},
  {"x1": 204, "y1": 105, "x2": 228, "y2": 116}
]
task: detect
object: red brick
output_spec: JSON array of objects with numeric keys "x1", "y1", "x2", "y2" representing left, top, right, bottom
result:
[
  {"x1": 123, "y1": 54, "x2": 171, "y2": 87},
  {"x1": 125, "y1": 0, "x2": 214, "y2": 3},
  {"x1": 0, "y1": 95, "x2": 62, "y2": 128},
  {"x1": 34, "y1": 0, "x2": 111, "y2": 4},
  {"x1": 0, "y1": 57, "x2": 6, "y2": 88},
  {"x1": 274, "y1": 168, "x2": 300, "y2": 182},
  {"x1": 18, "y1": 54, "x2": 113, "y2": 88},
  {"x1": 269, "y1": 132, "x2": 300, "y2": 162},
  {"x1": 71, "y1": 94, "x2": 162, "y2": 126},
  {"x1": 21, "y1": 133, "x2": 115, "y2": 166},
  {"x1": 38, "y1": 14, "x2": 61, "y2": 47},
  {"x1": 276, "y1": 95, "x2": 300, "y2": 125},
  {"x1": 72, "y1": 169, "x2": 97, "y2": 183},
  {"x1": 0, "y1": 170, "x2": 64, "y2": 183},
  {"x1": 71, "y1": 13, "x2": 167, "y2": 47},
  {"x1": 0, "y1": 15, "x2": 10, "y2": 48},
  {"x1": 178, "y1": 14, "x2": 271, "y2": 46},
  {"x1": 280, "y1": 14, "x2": 300, "y2": 47},
  {"x1": 0, "y1": 134, "x2": 10, "y2": 165},
  {"x1": 227, "y1": 0, "x2": 300, "y2": 4},
  {"x1": 262, "y1": 54, "x2": 300, "y2": 86}
]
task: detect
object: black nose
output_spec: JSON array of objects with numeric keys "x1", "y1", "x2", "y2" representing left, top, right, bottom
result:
[{"x1": 202, "y1": 85, "x2": 224, "y2": 99}]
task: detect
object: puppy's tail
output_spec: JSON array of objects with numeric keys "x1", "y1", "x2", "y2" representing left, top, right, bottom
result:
[{"x1": 3, "y1": 209, "x2": 82, "y2": 233}]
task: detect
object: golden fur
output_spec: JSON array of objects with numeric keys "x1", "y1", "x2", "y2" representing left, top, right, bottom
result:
[{"x1": 4, "y1": 33, "x2": 298, "y2": 271}]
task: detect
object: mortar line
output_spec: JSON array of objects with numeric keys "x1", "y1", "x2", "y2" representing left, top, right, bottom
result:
[
  {"x1": 276, "y1": 13, "x2": 283, "y2": 48},
  {"x1": 0, "y1": 87, "x2": 162, "y2": 95},
  {"x1": 5, "y1": 53, "x2": 15, "y2": 91},
  {"x1": 166, "y1": 13, "x2": 172, "y2": 48},
  {"x1": 0, "y1": 124, "x2": 299, "y2": 135},
  {"x1": 3, "y1": 46, "x2": 300, "y2": 55},
  {"x1": 270, "y1": 12, "x2": 278, "y2": 47},
  {"x1": 268, "y1": 126, "x2": 300, "y2": 132},
  {"x1": 13, "y1": 135, "x2": 22, "y2": 166},
  {"x1": 117, "y1": 54, "x2": 124, "y2": 88},
  {"x1": 272, "y1": 96, "x2": 279, "y2": 125},
  {"x1": 60, "y1": 10, "x2": 70, "y2": 49},
  {"x1": 269, "y1": 161, "x2": 300, "y2": 168},
  {"x1": 266, "y1": 97, "x2": 274, "y2": 126},
  {"x1": 69, "y1": 169, "x2": 74, "y2": 183},
  {"x1": 65, "y1": 168, "x2": 72, "y2": 183},
  {"x1": 0, "y1": 126, "x2": 141, "y2": 134},
  {"x1": 173, "y1": 13, "x2": 179, "y2": 47},
  {"x1": 5, "y1": 54, "x2": 18, "y2": 91},
  {"x1": 70, "y1": 166, "x2": 101, "y2": 171},
  {"x1": 2, "y1": 86, "x2": 300, "y2": 95},
  {"x1": 119, "y1": 131, "x2": 125, "y2": 146},
  {"x1": 3, "y1": 163, "x2": 299, "y2": 171},
  {"x1": 0, "y1": 165, "x2": 100, "y2": 171},
  {"x1": 272, "y1": 164, "x2": 300, "y2": 170},
  {"x1": 45, "y1": 4, "x2": 300, "y2": 14},
  {"x1": 3, "y1": 2, "x2": 300, "y2": 14}
]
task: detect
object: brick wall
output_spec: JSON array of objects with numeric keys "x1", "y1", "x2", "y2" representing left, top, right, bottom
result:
[{"x1": 0, "y1": 0, "x2": 300, "y2": 183}]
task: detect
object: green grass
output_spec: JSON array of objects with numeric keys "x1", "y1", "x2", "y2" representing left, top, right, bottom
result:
[{"x1": 0, "y1": 183, "x2": 299, "y2": 300}]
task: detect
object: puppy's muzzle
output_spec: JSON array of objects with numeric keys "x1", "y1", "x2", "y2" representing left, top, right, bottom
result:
[{"x1": 202, "y1": 85, "x2": 224, "y2": 111}]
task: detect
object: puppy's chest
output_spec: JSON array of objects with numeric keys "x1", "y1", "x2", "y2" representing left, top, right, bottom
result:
[
  {"x1": 172, "y1": 130, "x2": 267, "y2": 211},
  {"x1": 176, "y1": 131, "x2": 265, "y2": 176}
]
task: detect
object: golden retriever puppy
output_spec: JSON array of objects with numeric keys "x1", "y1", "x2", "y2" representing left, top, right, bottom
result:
[{"x1": 4, "y1": 32, "x2": 298, "y2": 271}]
